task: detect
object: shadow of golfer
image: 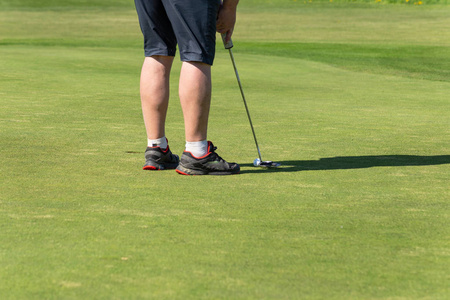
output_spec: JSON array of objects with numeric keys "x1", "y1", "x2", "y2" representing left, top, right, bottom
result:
[{"x1": 240, "y1": 155, "x2": 450, "y2": 174}]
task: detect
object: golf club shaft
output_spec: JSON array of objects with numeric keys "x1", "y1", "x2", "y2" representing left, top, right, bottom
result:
[{"x1": 222, "y1": 34, "x2": 262, "y2": 161}]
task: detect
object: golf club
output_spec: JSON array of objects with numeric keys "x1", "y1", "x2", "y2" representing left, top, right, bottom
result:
[{"x1": 221, "y1": 34, "x2": 280, "y2": 168}]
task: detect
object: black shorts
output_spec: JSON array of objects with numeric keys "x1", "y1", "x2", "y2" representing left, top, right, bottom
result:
[{"x1": 135, "y1": 0, "x2": 221, "y2": 65}]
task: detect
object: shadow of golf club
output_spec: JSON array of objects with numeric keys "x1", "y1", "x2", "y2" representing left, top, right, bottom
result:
[{"x1": 239, "y1": 155, "x2": 450, "y2": 174}]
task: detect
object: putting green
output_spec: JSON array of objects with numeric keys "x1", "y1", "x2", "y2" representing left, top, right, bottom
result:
[{"x1": 1, "y1": 1, "x2": 449, "y2": 299}]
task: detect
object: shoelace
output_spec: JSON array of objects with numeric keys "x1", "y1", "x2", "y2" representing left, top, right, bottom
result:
[{"x1": 210, "y1": 146, "x2": 226, "y2": 163}]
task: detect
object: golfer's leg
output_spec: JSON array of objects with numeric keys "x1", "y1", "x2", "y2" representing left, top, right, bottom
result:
[
  {"x1": 140, "y1": 55, "x2": 174, "y2": 140},
  {"x1": 179, "y1": 61, "x2": 212, "y2": 142}
]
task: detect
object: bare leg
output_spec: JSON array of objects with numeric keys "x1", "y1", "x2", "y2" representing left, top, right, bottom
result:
[
  {"x1": 179, "y1": 61, "x2": 212, "y2": 142},
  {"x1": 140, "y1": 56, "x2": 174, "y2": 140}
]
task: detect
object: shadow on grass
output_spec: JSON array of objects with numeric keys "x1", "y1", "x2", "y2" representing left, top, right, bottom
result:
[{"x1": 240, "y1": 155, "x2": 450, "y2": 174}]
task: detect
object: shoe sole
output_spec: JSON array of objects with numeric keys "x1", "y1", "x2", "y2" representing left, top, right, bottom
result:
[
  {"x1": 143, "y1": 161, "x2": 179, "y2": 171},
  {"x1": 175, "y1": 165, "x2": 239, "y2": 176}
]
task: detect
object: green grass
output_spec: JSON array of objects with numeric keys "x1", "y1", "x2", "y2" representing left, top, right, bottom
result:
[{"x1": 1, "y1": 0, "x2": 449, "y2": 299}]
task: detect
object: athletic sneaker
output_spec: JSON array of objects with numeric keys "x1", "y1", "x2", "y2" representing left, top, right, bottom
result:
[
  {"x1": 176, "y1": 141, "x2": 240, "y2": 175},
  {"x1": 143, "y1": 145, "x2": 179, "y2": 170}
]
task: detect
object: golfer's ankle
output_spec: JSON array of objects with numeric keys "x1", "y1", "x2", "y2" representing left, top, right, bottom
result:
[
  {"x1": 147, "y1": 136, "x2": 168, "y2": 149},
  {"x1": 185, "y1": 140, "x2": 208, "y2": 157}
]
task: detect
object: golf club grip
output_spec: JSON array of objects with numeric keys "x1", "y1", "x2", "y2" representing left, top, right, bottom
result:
[{"x1": 221, "y1": 33, "x2": 233, "y2": 49}]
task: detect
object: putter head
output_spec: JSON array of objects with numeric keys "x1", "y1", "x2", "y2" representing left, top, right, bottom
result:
[{"x1": 259, "y1": 161, "x2": 281, "y2": 168}]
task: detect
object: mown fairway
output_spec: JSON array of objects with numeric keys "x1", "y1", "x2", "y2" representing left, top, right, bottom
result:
[{"x1": 1, "y1": 0, "x2": 449, "y2": 299}]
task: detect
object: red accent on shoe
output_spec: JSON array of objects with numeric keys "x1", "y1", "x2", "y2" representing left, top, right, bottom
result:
[
  {"x1": 176, "y1": 169, "x2": 190, "y2": 175},
  {"x1": 182, "y1": 150, "x2": 209, "y2": 159},
  {"x1": 143, "y1": 166, "x2": 159, "y2": 170},
  {"x1": 147, "y1": 145, "x2": 170, "y2": 154},
  {"x1": 161, "y1": 146, "x2": 170, "y2": 153}
]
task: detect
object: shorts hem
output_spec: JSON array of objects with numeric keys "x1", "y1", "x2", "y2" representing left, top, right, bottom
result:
[
  {"x1": 144, "y1": 49, "x2": 176, "y2": 58},
  {"x1": 180, "y1": 52, "x2": 215, "y2": 66}
]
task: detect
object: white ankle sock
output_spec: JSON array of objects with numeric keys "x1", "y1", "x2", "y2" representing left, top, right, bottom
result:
[
  {"x1": 148, "y1": 136, "x2": 168, "y2": 149},
  {"x1": 185, "y1": 140, "x2": 208, "y2": 157}
]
